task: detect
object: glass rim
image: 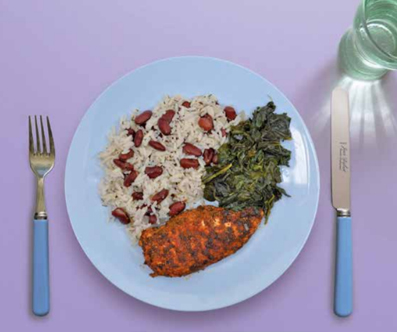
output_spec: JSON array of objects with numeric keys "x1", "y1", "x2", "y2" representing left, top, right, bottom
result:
[{"x1": 363, "y1": 0, "x2": 397, "y2": 61}]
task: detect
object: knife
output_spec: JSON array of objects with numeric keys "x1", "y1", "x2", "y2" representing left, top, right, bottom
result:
[{"x1": 331, "y1": 87, "x2": 352, "y2": 317}]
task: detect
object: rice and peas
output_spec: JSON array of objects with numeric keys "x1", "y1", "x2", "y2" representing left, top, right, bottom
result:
[{"x1": 99, "y1": 95, "x2": 244, "y2": 241}]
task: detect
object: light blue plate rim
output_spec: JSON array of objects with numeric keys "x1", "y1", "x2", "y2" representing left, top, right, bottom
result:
[{"x1": 65, "y1": 56, "x2": 320, "y2": 311}]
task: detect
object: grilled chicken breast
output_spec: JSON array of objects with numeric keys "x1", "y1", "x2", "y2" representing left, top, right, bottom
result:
[{"x1": 139, "y1": 205, "x2": 264, "y2": 277}]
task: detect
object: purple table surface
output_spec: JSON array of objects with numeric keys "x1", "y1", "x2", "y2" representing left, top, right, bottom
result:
[{"x1": 1, "y1": 0, "x2": 397, "y2": 331}]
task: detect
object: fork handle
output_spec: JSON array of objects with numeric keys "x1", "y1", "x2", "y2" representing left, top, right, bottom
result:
[{"x1": 33, "y1": 219, "x2": 50, "y2": 316}]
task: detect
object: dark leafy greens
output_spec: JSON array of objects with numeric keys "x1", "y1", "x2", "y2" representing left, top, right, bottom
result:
[{"x1": 203, "y1": 101, "x2": 292, "y2": 222}]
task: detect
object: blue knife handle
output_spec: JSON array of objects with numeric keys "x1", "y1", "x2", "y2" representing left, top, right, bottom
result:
[
  {"x1": 33, "y1": 219, "x2": 50, "y2": 316},
  {"x1": 334, "y1": 216, "x2": 352, "y2": 317}
]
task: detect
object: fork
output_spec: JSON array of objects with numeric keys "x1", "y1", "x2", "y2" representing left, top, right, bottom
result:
[{"x1": 29, "y1": 116, "x2": 55, "y2": 316}]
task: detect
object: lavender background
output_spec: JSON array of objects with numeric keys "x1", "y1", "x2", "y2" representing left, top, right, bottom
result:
[{"x1": 1, "y1": 0, "x2": 397, "y2": 331}]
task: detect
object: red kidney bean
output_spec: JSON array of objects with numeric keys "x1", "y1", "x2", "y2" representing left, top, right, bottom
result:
[
  {"x1": 198, "y1": 114, "x2": 214, "y2": 132},
  {"x1": 134, "y1": 110, "x2": 152, "y2": 126},
  {"x1": 221, "y1": 128, "x2": 227, "y2": 137},
  {"x1": 183, "y1": 143, "x2": 202, "y2": 157},
  {"x1": 203, "y1": 148, "x2": 215, "y2": 166},
  {"x1": 224, "y1": 106, "x2": 237, "y2": 121},
  {"x1": 148, "y1": 214, "x2": 157, "y2": 224},
  {"x1": 212, "y1": 153, "x2": 219, "y2": 164},
  {"x1": 125, "y1": 163, "x2": 135, "y2": 171},
  {"x1": 182, "y1": 101, "x2": 191, "y2": 108},
  {"x1": 180, "y1": 158, "x2": 199, "y2": 169},
  {"x1": 169, "y1": 202, "x2": 186, "y2": 216},
  {"x1": 124, "y1": 170, "x2": 138, "y2": 187},
  {"x1": 162, "y1": 110, "x2": 176, "y2": 123},
  {"x1": 149, "y1": 140, "x2": 166, "y2": 151},
  {"x1": 113, "y1": 159, "x2": 125, "y2": 168},
  {"x1": 131, "y1": 192, "x2": 143, "y2": 201},
  {"x1": 119, "y1": 149, "x2": 134, "y2": 161},
  {"x1": 125, "y1": 164, "x2": 135, "y2": 171},
  {"x1": 158, "y1": 118, "x2": 171, "y2": 135},
  {"x1": 112, "y1": 208, "x2": 130, "y2": 224},
  {"x1": 113, "y1": 159, "x2": 134, "y2": 171},
  {"x1": 126, "y1": 128, "x2": 135, "y2": 137},
  {"x1": 145, "y1": 206, "x2": 153, "y2": 215},
  {"x1": 145, "y1": 166, "x2": 163, "y2": 179},
  {"x1": 134, "y1": 129, "x2": 144, "y2": 147},
  {"x1": 151, "y1": 189, "x2": 169, "y2": 203}
]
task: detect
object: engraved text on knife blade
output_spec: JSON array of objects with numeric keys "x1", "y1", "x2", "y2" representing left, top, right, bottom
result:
[{"x1": 339, "y1": 142, "x2": 349, "y2": 172}]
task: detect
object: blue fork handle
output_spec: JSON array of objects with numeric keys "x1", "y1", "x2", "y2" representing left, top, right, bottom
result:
[
  {"x1": 334, "y1": 216, "x2": 353, "y2": 317},
  {"x1": 33, "y1": 219, "x2": 50, "y2": 316}
]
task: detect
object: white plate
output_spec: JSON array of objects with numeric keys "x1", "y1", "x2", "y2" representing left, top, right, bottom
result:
[{"x1": 65, "y1": 56, "x2": 320, "y2": 311}]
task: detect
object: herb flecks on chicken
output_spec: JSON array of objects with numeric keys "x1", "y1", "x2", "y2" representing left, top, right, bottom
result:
[
  {"x1": 203, "y1": 101, "x2": 292, "y2": 221},
  {"x1": 139, "y1": 206, "x2": 264, "y2": 277}
]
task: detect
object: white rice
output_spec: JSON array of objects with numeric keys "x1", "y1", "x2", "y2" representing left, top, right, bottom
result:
[{"x1": 98, "y1": 94, "x2": 244, "y2": 241}]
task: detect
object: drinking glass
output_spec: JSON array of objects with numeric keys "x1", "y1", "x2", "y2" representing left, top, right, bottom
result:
[{"x1": 338, "y1": 0, "x2": 397, "y2": 80}]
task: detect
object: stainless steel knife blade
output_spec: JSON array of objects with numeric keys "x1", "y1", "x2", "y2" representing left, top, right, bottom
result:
[{"x1": 331, "y1": 87, "x2": 351, "y2": 214}]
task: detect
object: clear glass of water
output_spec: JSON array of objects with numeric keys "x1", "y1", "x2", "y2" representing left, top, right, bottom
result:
[{"x1": 339, "y1": 0, "x2": 397, "y2": 80}]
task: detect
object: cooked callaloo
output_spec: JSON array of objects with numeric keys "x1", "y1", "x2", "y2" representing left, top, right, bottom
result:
[{"x1": 203, "y1": 101, "x2": 292, "y2": 221}]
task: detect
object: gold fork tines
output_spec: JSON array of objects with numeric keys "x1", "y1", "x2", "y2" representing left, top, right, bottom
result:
[
  {"x1": 29, "y1": 116, "x2": 55, "y2": 219},
  {"x1": 34, "y1": 116, "x2": 41, "y2": 154},
  {"x1": 40, "y1": 116, "x2": 47, "y2": 155},
  {"x1": 29, "y1": 116, "x2": 55, "y2": 157}
]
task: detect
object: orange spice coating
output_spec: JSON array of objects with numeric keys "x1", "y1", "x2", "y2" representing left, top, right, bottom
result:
[{"x1": 139, "y1": 205, "x2": 264, "y2": 277}]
